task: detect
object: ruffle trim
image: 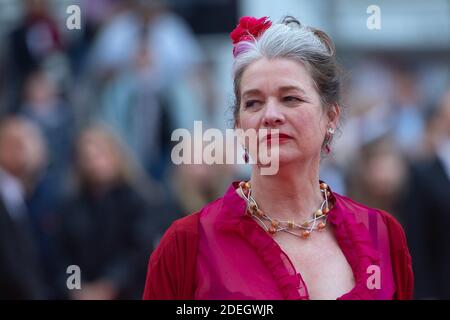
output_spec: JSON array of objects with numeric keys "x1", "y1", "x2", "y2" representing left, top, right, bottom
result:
[{"x1": 215, "y1": 182, "x2": 382, "y2": 300}]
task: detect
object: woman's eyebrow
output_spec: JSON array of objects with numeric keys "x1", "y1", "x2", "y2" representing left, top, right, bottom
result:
[
  {"x1": 243, "y1": 86, "x2": 307, "y2": 98},
  {"x1": 242, "y1": 89, "x2": 262, "y2": 98},
  {"x1": 279, "y1": 85, "x2": 307, "y2": 95}
]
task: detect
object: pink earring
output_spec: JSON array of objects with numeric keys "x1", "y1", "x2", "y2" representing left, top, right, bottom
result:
[
  {"x1": 243, "y1": 146, "x2": 249, "y2": 163},
  {"x1": 323, "y1": 127, "x2": 335, "y2": 154}
]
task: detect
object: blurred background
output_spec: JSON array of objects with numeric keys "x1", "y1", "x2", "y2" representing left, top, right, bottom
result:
[{"x1": 0, "y1": 0, "x2": 449, "y2": 300}]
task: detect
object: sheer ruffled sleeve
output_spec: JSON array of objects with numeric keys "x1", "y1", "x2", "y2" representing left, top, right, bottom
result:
[
  {"x1": 379, "y1": 210, "x2": 414, "y2": 300},
  {"x1": 142, "y1": 213, "x2": 200, "y2": 300}
]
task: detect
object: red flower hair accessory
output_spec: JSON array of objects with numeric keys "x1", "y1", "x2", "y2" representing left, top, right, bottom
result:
[{"x1": 230, "y1": 16, "x2": 272, "y2": 56}]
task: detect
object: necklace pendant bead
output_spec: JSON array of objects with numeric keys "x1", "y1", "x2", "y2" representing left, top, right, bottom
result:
[
  {"x1": 301, "y1": 230, "x2": 311, "y2": 239},
  {"x1": 301, "y1": 221, "x2": 309, "y2": 228},
  {"x1": 271, "y1": 220, "x2": 279, "y2": 228},
  {"x1": 320, "y1": 183, "x2": 328, "y2": 190},
  {"x1": 323, "y1": 207, "x2": 330, "y2": 214},
  {"x1": 315, "y1": 209, "x2": 323, "y2": 217},
  {"x1": 287, "y1": 220, "x2": 295, "y2": 229},
  {"x1": 318, "y1": 222, "x2": 326, "y2": 230},
  {"x1": 268, "y1": 227, "x2": 277, "y2": 235}
]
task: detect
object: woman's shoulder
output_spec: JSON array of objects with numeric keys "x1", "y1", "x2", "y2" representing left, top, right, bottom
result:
[
  {"x1": 173, "y1": 212, "x2": 200, "y2": 232},
  {"x1": 144, "y1": 211, "x2": 204, "y2": 300},
  {"x1": 334, "y1": 193, "x2": 402, "y2": 225},
  {"x1": 376, "y1": 210, "x2": 406, "y2": 234},
  {"x1": 151, "y1": 195, "x2": 225, "y2": 260},
  {"x1": 334, "y1": 193, "x2": 409, "y2": 249},
  {"x1": 156, "y1": 213, "x2": 200, "y2": 248},
  {"x1": 333, "y1": 193, "x2": 414, "y2": 299}
]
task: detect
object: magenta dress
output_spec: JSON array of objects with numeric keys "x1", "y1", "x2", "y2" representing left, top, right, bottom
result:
[
  {"x1": 194, "y1": 182, "x2": 402, "y2": 299},
  {"x1": 143, "y1": 181, "x2": 414, "y2": 300}
]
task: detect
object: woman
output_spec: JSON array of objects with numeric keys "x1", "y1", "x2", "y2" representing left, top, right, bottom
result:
[
  {"x1": 143, "y1": 16, "x2": 413, "y2": 300},
  {"x1": 56, "y1": 125, "x2": 164, "y2": 299}
]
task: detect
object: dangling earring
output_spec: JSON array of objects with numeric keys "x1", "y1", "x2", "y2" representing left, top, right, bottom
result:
[
  {"x1": 323, "y1": 127, "x2": 335, "y2": 154},
  {"x1": 243, "y1": 146, "x2": 249, "y2": 163}
]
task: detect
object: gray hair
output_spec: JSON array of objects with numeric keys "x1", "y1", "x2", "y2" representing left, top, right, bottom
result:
[{"x1": 232, "y1": 16, "x2": 341, "y2": 124}]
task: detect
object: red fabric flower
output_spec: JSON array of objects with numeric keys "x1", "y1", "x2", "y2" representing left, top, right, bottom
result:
[{"x1": 230, "y1": 16, "x2": 272, "y2": 45}]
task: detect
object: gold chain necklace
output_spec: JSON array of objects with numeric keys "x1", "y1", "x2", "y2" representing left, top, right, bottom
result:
[{"x1": 238, "y1": 181, "x2": 332, "y2": 239}]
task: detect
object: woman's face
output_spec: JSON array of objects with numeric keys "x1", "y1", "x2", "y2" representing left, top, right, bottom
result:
[
  {"x1": 236, "y1": 58, "x2": 337, "y2": 165},
  {"x1": 77, "y1": 132, "x2": 121, "y2": 186}
]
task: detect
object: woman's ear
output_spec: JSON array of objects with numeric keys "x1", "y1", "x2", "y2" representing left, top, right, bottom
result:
[{"x1": 327, "y1": 104, "x2": 340, "y2": 128}]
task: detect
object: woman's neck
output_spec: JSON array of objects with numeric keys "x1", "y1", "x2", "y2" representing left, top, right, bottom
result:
[{"x1": 248, "y1": 158, "x2": 324, "y2": 222}]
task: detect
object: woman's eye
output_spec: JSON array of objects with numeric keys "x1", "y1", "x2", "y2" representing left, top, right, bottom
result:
[
  {"x1": 245, "y1": 100, "x2": 260, "y2": 108},
  {"x1": 283, "y1": 96, "x2": 302, "y2": 103}
]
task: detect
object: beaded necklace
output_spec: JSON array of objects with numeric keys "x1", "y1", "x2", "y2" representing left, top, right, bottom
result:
[{"x1": 238, "y1": 181, "x2": 333, "y2": 239}]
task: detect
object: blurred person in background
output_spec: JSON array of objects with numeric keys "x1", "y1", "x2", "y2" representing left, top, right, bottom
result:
[
  {"x1": 389, "y1": 65, "x2": 426, "y2": 159},
  {"x1": 18, "y1": 68, "x2": 76, "y2": 298},
  {"x1": 20, "y1": 69, "x2": 75, "y2": 207},
  {"x1": 328, "y1": 59, "x2": 395, "y2": 186},
  {"x1": 402, "y1": 89, "x2": 450, "y2": 299},
  {"x1": 5, "y1": 0, "x2": 66, "y2": 113},
  {"x1": 169, "y1": 156, "x2": 236, "y2": 219},
  {"x1": 85, "y1": 0, "x2": 207, "y2": 180},
  {"x1": 96, "y1": 25, "x2": 172, "y2": 181},
  {"x1": 347, "y1": 136, "x2": 408, "y2": 218},
  {"x1": 54, "y1": 125, "x2": 166, "y2": 299},
  {"x1": 0, "y1": 117, "x2": 48, "y2": 299},
  {"x1": 67, "y1": 0, "x2": 126, "y2": 76},
  {"x1": 88, "y1": 0, "x2": 204, "y2": 91}
]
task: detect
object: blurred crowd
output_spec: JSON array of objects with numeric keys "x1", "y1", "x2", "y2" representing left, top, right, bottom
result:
[{"x1": 0, "y1": 0, "x2": 449, "y2": 300}]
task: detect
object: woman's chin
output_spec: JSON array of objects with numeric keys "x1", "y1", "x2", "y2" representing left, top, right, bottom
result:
[
  {"x1": 255, "y1": 152, "x2": 301, "y2": 169},
  {"x1": 253, "y1": 145, "x2": 308, "y2": 169},
  {"x1": 277, "y1": 154, "x2": 302, "y2": 166}
]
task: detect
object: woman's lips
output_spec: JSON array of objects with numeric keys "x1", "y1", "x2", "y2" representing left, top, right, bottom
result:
[{"x1": 264, "y1": 133, "x2": 293, "y2": 143}]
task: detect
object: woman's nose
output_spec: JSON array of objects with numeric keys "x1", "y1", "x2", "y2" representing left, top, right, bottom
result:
[{"x1": 262, "y1": 100, "x2": 285, "y2": 127}]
